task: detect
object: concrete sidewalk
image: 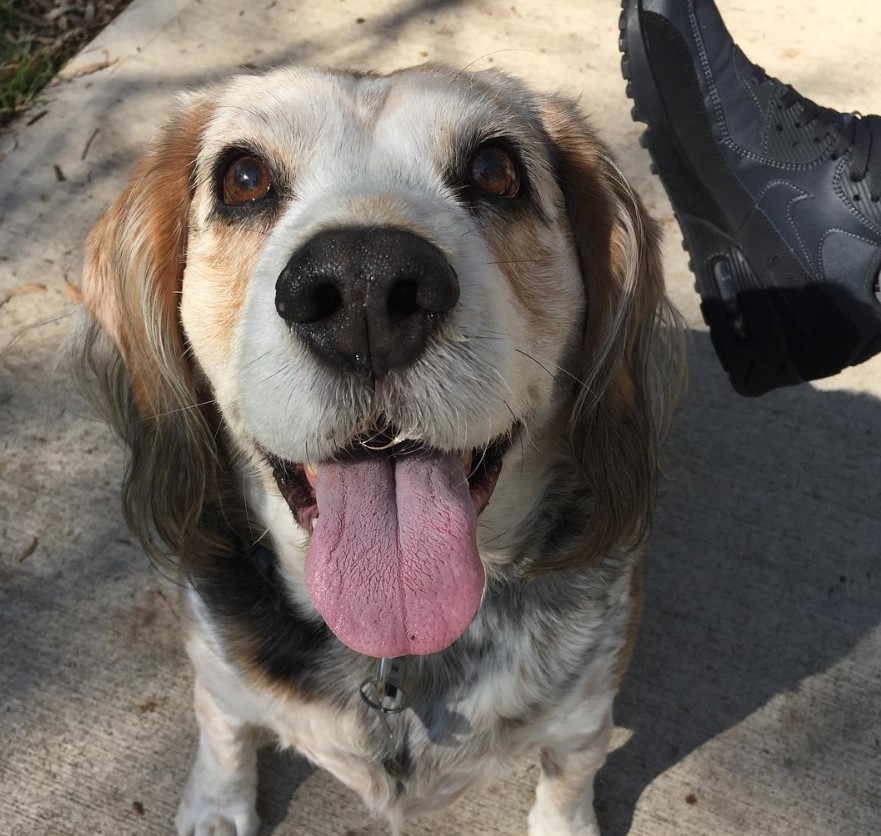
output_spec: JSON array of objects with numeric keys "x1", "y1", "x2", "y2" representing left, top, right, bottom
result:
[{"x1": 1, "y1": 1, "x2": 880, "y2": 834}]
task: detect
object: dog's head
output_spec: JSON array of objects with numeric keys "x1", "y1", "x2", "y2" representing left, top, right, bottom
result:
[{"x1": 78, "y1": 66, "x2": 682, "y2": 657}]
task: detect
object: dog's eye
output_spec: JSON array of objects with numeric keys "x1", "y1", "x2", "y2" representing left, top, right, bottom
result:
[
  {"x1": 468, "y1": 146, "x2": 521, "y2": 198},
  {"x1": 222, "y1": 155, "x2": 272, "y2": 205}
]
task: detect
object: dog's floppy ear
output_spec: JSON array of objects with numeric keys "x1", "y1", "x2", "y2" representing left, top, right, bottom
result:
[
  {"x1": 82, "y1": 93, "x2": 211, "y2": 416},
  {"x1": 76, "y1": 93, "x2": 233, "y2": 568},
  {"x1": 541, "y1": 98, "x2": 684, "y2": 568}
]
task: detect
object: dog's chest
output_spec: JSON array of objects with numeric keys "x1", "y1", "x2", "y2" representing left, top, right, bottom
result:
[
  {"x1": 255, "y1": 570, "x2": 633, "y2": 817},
  {"x1": 265, "y1": 649, "x2": 620, "y2": 820},
  {"x1": 187, "y1": 555, "x2": 636, "y2": 818}
]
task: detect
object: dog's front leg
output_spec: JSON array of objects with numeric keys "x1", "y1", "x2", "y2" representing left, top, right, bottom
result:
[
  {"x1": 527, "y1": 702, "x2": 613, "y2": 836},
  {"x1": 176, "y1": 678, "x2": 260, "y2": 836}
]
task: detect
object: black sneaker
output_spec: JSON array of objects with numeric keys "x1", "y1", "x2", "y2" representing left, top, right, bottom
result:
[{"x1": 620, "y1": 0, "x2": 881, "y2": 395}]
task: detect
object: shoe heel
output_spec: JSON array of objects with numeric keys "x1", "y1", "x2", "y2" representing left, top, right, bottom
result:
[{"x1": 680, "y1": 216, "x2": 803, "y2": 395}]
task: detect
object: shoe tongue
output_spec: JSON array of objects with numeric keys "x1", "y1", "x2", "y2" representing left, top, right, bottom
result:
[{"x1": 304, "y1": 452, "x2": 485, "y2": 657}]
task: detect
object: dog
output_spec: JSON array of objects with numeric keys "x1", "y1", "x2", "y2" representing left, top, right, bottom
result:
[{"x1": 76, "y1": 64, "x2": 683, "y2": 835}]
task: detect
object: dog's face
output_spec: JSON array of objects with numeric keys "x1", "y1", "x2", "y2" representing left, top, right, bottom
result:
[
  {"x1": 80, "y1": 66, "x2": 679, "y2": 661},
  {"x1": 183, "y1": 69, "x2": 583, "y2": 461}
]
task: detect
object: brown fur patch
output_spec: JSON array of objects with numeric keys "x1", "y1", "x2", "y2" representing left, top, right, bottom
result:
[
  {"x1": 540, "y1": 98, "x2": 665, "y2": 367},
  {"x1": 184, "y1": 225, "x2": 264, "y2": 363},
  {"x1": 83, "y1": 96, "x2": 215, "y2": 416},
  {"x1": 534, "y1": 98, "x2": 679, "y2": 573},
  {"x1": 482, "y1": 212, "x2": 557, "y2": 326}
]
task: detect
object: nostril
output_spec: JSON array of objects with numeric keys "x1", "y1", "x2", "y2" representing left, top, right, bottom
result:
[
  {"x1": 309, "y1": 282, "x2": 343, "y2": 322},
  {"x1": 387, "y1": 280, "x2": 421, "y2": 324},
  {"x1": 276, "y1": 280, "x2": 343, "y2": 324},
  {"x1": 417, "y1": 267, "x2": 459, "y2": 314}
]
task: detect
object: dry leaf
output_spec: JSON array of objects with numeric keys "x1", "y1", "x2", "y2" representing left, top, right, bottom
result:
[
  {"x1": 15, "y1": 536, "x2": 39, "y2": 563},
  {"x1": 10, "y1": 282, "x2": 46, "y2": 296},
  {"x1": 0, "y1": 282, "x2": 47, "y2": 307},
  {"x1": 81, "y1": 127, "x2": 100, "y2": 161},
  {"x1": 63, "y1": 277, "x2": 83, "y2": 303},
  {"x1": 59, "y1": 52, "x2": 118, "y2": 81}
]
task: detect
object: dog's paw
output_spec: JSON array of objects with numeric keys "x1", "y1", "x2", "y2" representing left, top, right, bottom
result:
[
  {"x1": 175, "y1": 793, "x2": 259, "y2": 836},
  {"x1": 527, "y1": 803, "x2": 600, "y2": 836}
]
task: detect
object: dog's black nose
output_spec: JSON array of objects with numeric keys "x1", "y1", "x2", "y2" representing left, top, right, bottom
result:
[{"x1": 275, "y1": 227, "x2": 459, "y2": 375}]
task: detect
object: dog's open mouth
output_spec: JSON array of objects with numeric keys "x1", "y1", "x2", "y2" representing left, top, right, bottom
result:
[
  {"x1": 267, "y1": 429, "x2": 514, "y2": 530},
  {"x1": 265, "y1": 426, "x2": 516, "y2": 659}
]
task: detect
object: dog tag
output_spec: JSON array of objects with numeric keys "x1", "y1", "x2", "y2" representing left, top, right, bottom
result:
[
  {"x1": 360, "y1": 657, "x2": 409, "y2": 773},
  {"x1": 359, "y1": 657, "x2": 408, "y2": 713}
]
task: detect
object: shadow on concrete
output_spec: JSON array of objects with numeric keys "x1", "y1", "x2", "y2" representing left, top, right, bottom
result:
[
  {"x1": 256, "y1": 747, "x2": 315, "y2": 835},
  {"x1": 595, "y1": 330, "x2": 881, "y2": 834}
]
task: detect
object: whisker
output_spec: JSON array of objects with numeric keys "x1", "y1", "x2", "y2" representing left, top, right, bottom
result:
[
  {"x1": 457, "y1": 225, "x2": 485, "y2": 240},
  {"x1": 484, "y1": 259, "x2": 544, "y2": 266},
  {"x1": 453, "y1": 48, "x2": 539, "y2": 81},
  {"x1": 492, "y1": 369, "x2": 515, "y2": 399},
  {"x1": 480, "y1": 526, "x2": 514, "y2": 546},
  {"x1": 257, "y1": 361, "x2": 292, "y2": 386},
  {"x1": 514, "y1": 348, "x2": 589, "y2": 390},
  {"x1": 242, "y1": 473, "x2": 254, "y2": 537},
  {"x1": 251, "y1": 527, "x2": 271, "y2": 545},
  {"x1": 134, "y1": 398, "x2": 218, "y2": 422},
  {"x1": 241, "y1": 348, "x2": 276, "y2": 371},
  {"x1": 496, "y1": 398, "x2": 526, "y2": 479}
]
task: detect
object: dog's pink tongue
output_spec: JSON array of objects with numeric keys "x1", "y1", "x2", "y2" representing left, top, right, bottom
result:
[{"x1": 305, "y1": 452, "x2": 484, "y2": 657}]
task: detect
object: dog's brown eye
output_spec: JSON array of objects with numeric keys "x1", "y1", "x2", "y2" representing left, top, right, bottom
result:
[
  {"x1": 222, "y1": 155, "x2": 272, "y2": 205},
  {"x1": 468, "y1": 146, "x2": 521, "y2": 198}
]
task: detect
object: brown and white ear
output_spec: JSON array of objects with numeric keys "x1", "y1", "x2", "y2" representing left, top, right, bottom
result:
[
  {"x1": 541, "y1": 97, "x2": 684, "y2": 567},
  {"x1": 77, "y1": 92, "x2": 226, "y2": 568},
  {"x1": 82, "y1": 92, "x2": 214, "y2": 417}
]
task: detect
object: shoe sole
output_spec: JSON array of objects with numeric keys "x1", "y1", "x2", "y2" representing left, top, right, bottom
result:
[{"x1": 619, "y1": 0, "x2": 805, "y2": 395}]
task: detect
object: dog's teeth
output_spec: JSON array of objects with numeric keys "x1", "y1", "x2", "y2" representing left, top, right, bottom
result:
[{"x1": 462, "y1": 451, "x2": 473, "y2": 472}]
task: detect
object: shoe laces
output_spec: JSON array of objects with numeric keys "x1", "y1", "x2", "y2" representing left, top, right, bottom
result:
[{"x1": 753, "y1": 65, "x2": 881, "y2": 202}]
